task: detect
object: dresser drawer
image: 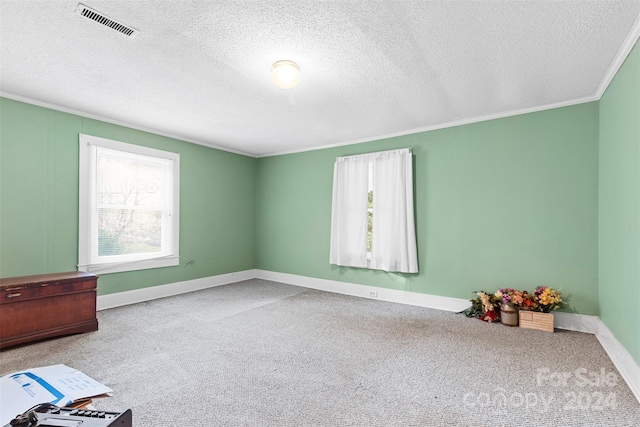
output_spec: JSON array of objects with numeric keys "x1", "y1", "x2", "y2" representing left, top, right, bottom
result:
[{"x1": 1, "y1": 279, "x2": 96, "y2": 304}]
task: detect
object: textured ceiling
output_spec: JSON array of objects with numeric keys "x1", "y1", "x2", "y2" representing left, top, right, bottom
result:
[{"x1": 1, "y1": 1, "x2": 639, "y2": 157}]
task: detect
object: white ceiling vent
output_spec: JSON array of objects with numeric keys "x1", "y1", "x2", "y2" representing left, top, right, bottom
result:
[{"x1": 75, "y1": 4, "x2": 139, "y2": 37}]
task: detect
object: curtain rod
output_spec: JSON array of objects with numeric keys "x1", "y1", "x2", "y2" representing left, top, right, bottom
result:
[{"x1": 336, "y1": 147, "x2": 412, "y2": 161}]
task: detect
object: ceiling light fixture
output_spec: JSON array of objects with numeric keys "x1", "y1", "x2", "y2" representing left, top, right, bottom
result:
[{"x1": 271, "y1": 60, "x2": 300, "y2": 89}]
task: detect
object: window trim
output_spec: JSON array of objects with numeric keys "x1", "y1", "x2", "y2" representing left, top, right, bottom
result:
[
  {"x1": 78, "y1": 134, "x2": 180, "y2": 274},
  {"x1": 367, "y1": 162, "x2": 373, "y2": 262}
]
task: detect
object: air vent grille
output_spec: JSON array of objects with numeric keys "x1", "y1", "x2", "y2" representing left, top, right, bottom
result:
[{"x1": 75, "y1": 4, "x2": 139, "y2": 37}]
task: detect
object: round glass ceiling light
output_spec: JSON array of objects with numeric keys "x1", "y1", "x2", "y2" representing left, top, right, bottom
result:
[{"x1": 271, "y1": 60, "x2": 300, "y2": 89}]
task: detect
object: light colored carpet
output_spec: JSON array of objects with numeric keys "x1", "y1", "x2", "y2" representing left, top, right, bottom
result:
[{"x1": 1, "y1": 279, "x2": 639, "y2": 426}]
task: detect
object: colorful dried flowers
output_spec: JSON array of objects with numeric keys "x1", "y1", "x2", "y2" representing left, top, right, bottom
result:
[
  {"x1": 494, "y1": 288, "x2": 524, "y2": 306},
  {"x1": 464, "y1": 286, "x2": 565, "y2": 322},
  {"x1": 531, "y1": 286, "x2": 564, "y2": 313}
]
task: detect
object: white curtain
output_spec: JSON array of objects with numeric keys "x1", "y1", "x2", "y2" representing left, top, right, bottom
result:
[
  {"x1": 370, "y1": 149, "x2": 418, "y2": 273},
  {"x1": 329, "y1": 148, "x2": 418, "y2": 273},
  {"x1": 329, "y1": 154, "x2": 370, "y2": 268}
]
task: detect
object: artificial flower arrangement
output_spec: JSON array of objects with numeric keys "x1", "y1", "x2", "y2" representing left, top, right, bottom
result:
[
  {"x1": 494, "y1": 288, "x2": 524, "y2": 307},
  {"x1": 464, "y1": 286, "x2": 564, "y2": 322},
  {"x1": 464, "y1": 291, "x2": 502, "y2": 322},
  {"x1": 520, "y1": 291, "x2": 536, "y2": 310},
  {"x1": 530, "y1": 286, "x2": 564, "y2": 313}
]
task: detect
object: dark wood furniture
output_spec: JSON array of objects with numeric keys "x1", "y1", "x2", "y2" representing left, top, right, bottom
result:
[{"x1": 0, "y1": 271, "x2": 98, "y2": 349}]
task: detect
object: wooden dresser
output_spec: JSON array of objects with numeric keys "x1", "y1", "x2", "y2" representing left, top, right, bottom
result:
[{"x1": 0, "y1": 271, "x2": 98, "y2": 349}]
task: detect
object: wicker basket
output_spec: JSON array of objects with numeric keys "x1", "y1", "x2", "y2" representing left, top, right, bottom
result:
[{"x1": 519, "y1": 311, "x2": 554, "y2": 333}]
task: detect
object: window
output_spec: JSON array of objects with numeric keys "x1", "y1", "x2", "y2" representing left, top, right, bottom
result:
[
  {"x1": 366, "y1": 160, "x2": 374, "y2": 256},
  {"x1": 329, "y1": 148, "x2": 418, "y2": 273},
  {"x1": 78, "y1": 134, "x2": 180, "y2": 274}
]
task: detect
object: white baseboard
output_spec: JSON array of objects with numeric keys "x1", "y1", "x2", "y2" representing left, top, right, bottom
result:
[
  {"x1": 96, "y1": 269, "x2": 257, "y2": 310},
  {"x1": 596, "y1": 320, "x2": 640, "y2": 403},
  {"x1": 255, "y1": 270, "x2": 601, "y2": 332},
  {"x1": 256, "y1": 269, "x2": 473, "y2": 313},
  {"x1": 553, "y1": 311, "x2": 600, "y2": 334}
]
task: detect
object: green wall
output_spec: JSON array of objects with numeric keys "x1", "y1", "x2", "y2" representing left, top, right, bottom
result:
[
  {"x1": 0, "y1": 97, "x2": 257, "y2": 295},
  {"x1": 256, "y1": 103, "x2": 600, "y2": 315},
  {"x1": 0, "y1": 47, "x2": 637, "y2": 363},
  {"x1": 599, "y1": 40, "x2": 640, "y2": 365}
]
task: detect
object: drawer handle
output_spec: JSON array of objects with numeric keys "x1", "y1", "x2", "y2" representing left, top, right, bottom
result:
[{"x1": 6, "y1": 293, "x2": 21, "y2": 298}]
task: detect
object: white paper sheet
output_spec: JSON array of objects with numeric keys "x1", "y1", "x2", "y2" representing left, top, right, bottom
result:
[{"x1": 0, "y1": 364, "x2": 113, "y2": 426}]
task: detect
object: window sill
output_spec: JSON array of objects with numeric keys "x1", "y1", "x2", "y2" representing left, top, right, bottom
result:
[{"x1": 78, "y1": 256, "x2": 179, "y2": 275}]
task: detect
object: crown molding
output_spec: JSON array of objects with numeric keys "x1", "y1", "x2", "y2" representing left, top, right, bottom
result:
[
  {"x1": 0, "y1": 92, "x2": 256, "y2": 158},
  {"x1": 4, "y1": 10, "x2": 639, "y2": 162},
  {"x1": 259, "y1": 14, "x2": 640, "y2": 158},
  {"x1": 257, "y1": 94, "x2": 598, "y2": 158},
  {"x1": 594, "y1": 13, "x2": 640, "y2": 99}
]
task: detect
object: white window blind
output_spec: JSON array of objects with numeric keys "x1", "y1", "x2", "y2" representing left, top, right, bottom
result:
[{"x1": 78, "y1": 134, "x2": 180, "y2": 274}]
